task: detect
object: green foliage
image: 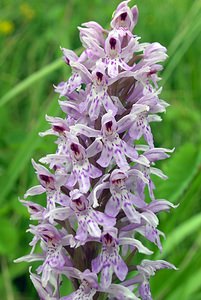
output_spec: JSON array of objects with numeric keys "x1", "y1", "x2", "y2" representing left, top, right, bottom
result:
[
  {"x1": 0, "y1": 218, "x2": 19, "y2": 256},
  {"x1": 0, "y1": 0, "x2": 201, "y2": 299},
  {"x1": 151, "y1": 142, "x2": 201, "y2": 299},
  {"x1": 154, "y1": 143, "x2": 201, "y2": 203}
]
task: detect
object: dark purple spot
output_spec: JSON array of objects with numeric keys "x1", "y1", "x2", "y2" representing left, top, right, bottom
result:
[
  {"x1": 147, "y1": 69, "x2": 157, "y2": 76},
  {"x1": 105, "y1": 121, "x2": 113, "y2": 131},
  {"x1": 43, "y1": 234, "x2": 53, "y2": 242},
  {"x1": 73, "y1": 198, "x2": 82, "y2": 206},
  {"x1": 70, "y1": 143, "x2": 80, "y2": 155},
  {"x1": 114, "y1": 148, "x2": 121, "y2": 154},
  {"x1": 96, "y1": 72, "x2": 103, "y2": 82},
  {"x1": 104, "y1": 233, "x2": 113, "y2": 244},
  {"x1": 53, "y1": 125, "x2": 65, "y2": 133},
  {"x1": 61, "y1": 186, "x2": 69, "y2": 195},
  {"x1": 65, "y1": 57, "x2": 70, "y2": 65},
  {"x1": 109, "y1": 38, "x2": 117, "y2": 50},
  {"x1": 53, "y1": 165, "x2": 58, "y2": 171},
  {"x1": 72, "y1": 197, "x2": 86, "y2": 211},
  {"x1": 112, "y1": 179, "x2": 121, "y2": 185},
  {"x1": 39, "y1": 175, "x2": 52, "y2": 183},
  {"x1": 29, "y1": 205, "x2": 39, "y2": 212},
  {"x1": 120, "y1": 12, "x2": 127, "y2": 21}
]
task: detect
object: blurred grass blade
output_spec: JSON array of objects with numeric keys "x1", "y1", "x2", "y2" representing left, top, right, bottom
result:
[
  {"x1": 1, "y1": 258, "x2": 14, "y2": 300},
  {"x1": 167, "y1": 269, "x2": 201, "y2": 300},
  {"x1": 155, "y1": 212, "x2": 201, "y2": 259},
  {"x1": 163, "y1": 12, "x2": 201, "y2": 84},
  {"x1": 0, "y1": 98, "x2": 61, "y2": 203},
  {"x1": 167, "y1": 0, "x2": 201, "y2": 56},
  {"x1": 155, "y1": 143, "x2": 201, "y2": 203},
  {"x1": 0, "y1": 49, "x2": 81, "y2": 202},
  {"x1": 0, "y1": 47, "x2": 82, "y2": 108},
  {"x1": 0, "y1": 58, "x2": 62, "y2": 107}
]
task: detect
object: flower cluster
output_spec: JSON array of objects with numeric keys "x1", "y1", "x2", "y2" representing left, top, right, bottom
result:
[{"x1": 15, "y1": 1, "x2": 177, "y2": 299}]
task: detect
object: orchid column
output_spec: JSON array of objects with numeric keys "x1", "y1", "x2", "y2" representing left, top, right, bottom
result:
[{"x1": 15, "y1": 1, "x2": 177, "y2": 299}]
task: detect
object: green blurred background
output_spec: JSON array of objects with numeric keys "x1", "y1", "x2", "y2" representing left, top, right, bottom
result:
[{"x1": 0, "y1": 0, "x2": 201, "y2": 299}]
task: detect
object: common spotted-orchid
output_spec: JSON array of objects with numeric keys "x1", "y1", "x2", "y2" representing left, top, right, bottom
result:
[{"x1": 15, "y1": 1, "x2": 177, "y2": 299}]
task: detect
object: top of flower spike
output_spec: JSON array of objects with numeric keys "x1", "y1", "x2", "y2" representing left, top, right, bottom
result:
[{"x1": 110, "y1": 0, "x2": 138, "y2": 31}]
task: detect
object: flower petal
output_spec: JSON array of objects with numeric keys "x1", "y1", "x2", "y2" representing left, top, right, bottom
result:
[
  {"x1": 105, "y1": 196, "x2": 121, "y2": 217},
  {"x1": 92, "y1": 254, "x2": 103, "y2": 274},
  {"x1": 100, "y1": 264, "x2": 113, "y2": 288},
  {"x1": 106, "y1": 283, "x2": 140, "y2": 300},
  {"x1": 92, "y1": 210, "x2": 116, "y2": 227},
  {"x1": 14, "y1": 254, "x2": 44, "y2": 263},
  {"x1": 89, "y1": 163, "x2": 102, "y2": 178},
  {"x1": 24, "y1": 185, "x2": 46, "y2": 198},
  {"x1": 97, "y1": 145, "x2": 113, "y2": 168},
  {"x1": 119, "y1": 238, "x2": 153, "y2": 255},
  {"x1": 78, "y1": 171, "x2": 91, "y2": 193},
  {"x1": 114, "y1": 255, "x2": 128, "y2": 281},
  {"x1": 123, "y1": 201, "x2": 141, "y2": 223},
  {"x1": 87, "y1": 218, "x2": 102, "y2": 238}
]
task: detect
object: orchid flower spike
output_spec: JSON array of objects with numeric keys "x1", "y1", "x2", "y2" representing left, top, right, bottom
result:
[{"x1": 15, "y1": 2, "x2": 176, "y2": 300}]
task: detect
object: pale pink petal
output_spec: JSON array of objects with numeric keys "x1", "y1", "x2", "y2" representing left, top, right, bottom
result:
[{"x1": 24, "y1": 185, "x2": 46, "y2": 198}]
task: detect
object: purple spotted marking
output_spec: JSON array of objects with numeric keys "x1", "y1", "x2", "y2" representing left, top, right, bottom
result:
[
  {"x1": 120, "y1": 12, "x2": 127, "y2": 21},
  {"x1": 96, "y1": 71, "x2": 103, "y2": 82},
  {"x1": 109, "y1": 37, "x2": 117, "y2": 50}
]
